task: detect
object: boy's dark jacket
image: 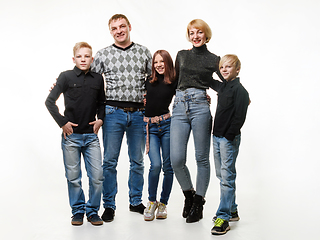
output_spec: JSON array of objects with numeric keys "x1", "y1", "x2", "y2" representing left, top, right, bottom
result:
[
  {"x1": 210, "y1": 77, "x2": 249, "y2": 141},
  {"x1": 45, "y1": 66, "x2": 106, "y2": 134}
]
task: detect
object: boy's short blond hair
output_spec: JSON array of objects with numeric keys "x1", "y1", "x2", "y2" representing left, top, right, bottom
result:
[
  {"x1": 219, "y1": 54, "x2": 241, "y2": 71},
  {"x1": 73, "y1": 42, "x2": 92, "y2": 56},
  {"x1": 186, "y1": 19, "x2": 212, "y2": 43}
]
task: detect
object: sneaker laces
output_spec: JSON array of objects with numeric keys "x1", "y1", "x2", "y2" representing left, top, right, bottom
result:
[
  {"x1": 146, "y1": 201, "x2": 156, "y2": 213},
  {"x1": 158, "y1": 203, "x2": 166, "y2": 211},
  {"x1": 214, "y1": 218, "x2": 225, "y2": 227}
]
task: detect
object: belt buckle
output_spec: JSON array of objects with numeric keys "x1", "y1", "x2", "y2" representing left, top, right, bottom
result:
[{"x1": 123, "y1": 107, "x2": 135, "y2": 112}]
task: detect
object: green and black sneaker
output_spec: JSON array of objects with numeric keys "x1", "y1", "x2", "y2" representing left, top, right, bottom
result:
[{"x1": 211, "y1": 218, "x2": 230, "y2": 235}]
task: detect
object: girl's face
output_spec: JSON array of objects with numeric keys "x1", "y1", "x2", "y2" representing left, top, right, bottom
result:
[
  {"x1": 189, "y1": 27, "x2": 206, "y2": 47},
  {"x1": 154, "y1": 54, "x2": 165, "y2": 75}
]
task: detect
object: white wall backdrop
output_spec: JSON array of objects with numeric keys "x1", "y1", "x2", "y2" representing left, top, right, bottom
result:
[{"x1": 1, "y1": 0, "x2": 320, "y2": 239}]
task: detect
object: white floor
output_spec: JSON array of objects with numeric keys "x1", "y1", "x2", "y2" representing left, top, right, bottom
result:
[{"x1": 1, "y1": 133, "x2": 318, "y2": 240}]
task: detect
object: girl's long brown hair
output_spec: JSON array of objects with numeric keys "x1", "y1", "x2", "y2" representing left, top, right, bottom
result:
[{"x1": 150, "y1": 50, "x2": 176, "y2": 84}]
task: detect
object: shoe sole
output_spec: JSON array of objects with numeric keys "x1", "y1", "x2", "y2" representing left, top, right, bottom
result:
[
  {"x1": 144, "y1": 216, "x2": 155, "y2": 221},
  {"x1": 88, "y1": 220, "x2": 103, "y2": 226},
  {"x1": 102, "y1": 218, "x2": 114, "y2": 222},
  {"x1": 156, "y1": 215, "x2": 167, "y2": 219},
  {"x1": 130, "y1": 209, "x2": 144, "y2": 214},
  {"x1": 71, "y1": 221, "x2": 83, "y2": 226},
  {"x1": 211, "y1": 226, "x2": 230, "y2": 235}
]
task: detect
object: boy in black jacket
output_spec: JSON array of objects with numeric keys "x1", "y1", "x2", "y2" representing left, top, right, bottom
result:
[
  {"x1": 45, "y1": 42, "x2": 105, "y2": 226},
  {"x1": 210, "y1": 54, "x2": 249, "y2": 235}
]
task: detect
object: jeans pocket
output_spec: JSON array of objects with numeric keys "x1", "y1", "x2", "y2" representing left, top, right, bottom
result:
[{"x1": 105, "y1": 105, "x2": 115, "y2": 115}]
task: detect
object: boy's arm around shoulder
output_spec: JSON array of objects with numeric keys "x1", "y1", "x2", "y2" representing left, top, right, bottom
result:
[
  {"x1": 90, "y1": 50, "x2": 104, "y2": 75},
  {"x1": 225, "y1": 85, "x2": 249, "y2": 141},
  {"x1": 45, "y1": 72, "x2": 69, "y2": 128}
]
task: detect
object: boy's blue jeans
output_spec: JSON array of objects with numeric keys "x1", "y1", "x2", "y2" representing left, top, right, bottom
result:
[
  {"x1": 102, "y1": 105, "x2": 145, "y2": 210},
  {"x1": 61, "y1": 133, "x2": 103, "y2": 217},
  {"x1": 213, "y1": 134, "x2": 241, "y2": 221},
  {"x1": 170, "y1": 88, "x2": 212, "y2": 197},
  {"x1": 144, "y1": 117, "x2": 173, "y2": 205}
]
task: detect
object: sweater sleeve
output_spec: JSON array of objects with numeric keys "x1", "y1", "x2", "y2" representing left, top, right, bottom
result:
[
  {"x1": 174, "y1": 52, "x2": 180, "y2": 87},
  {"x1": 45, "y1": 72, "x2": 68, "y2": 128},
  {"x1": 96, "y1": 76, "x2": 106, "y2": 121},
  {"x1": 225, "y1": 86, "x2": 249, "y2": 141}
]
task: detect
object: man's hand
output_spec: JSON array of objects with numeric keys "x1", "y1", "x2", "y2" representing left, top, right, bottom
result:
[
  {"x1": 89, "y1": 119, "x2": 103, "y2": 134},
  {"x1": 62, "y1": 122, "x2": 78, "y2": 139}
]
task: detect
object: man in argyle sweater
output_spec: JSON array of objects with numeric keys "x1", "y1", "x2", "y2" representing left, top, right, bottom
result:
[{"x1": 91, "y1": 14, "x2": 152, "y2": 222}]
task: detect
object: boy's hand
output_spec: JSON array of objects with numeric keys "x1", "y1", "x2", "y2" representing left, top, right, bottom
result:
[
  {"x1": 206, "y1": 94, "x2": 211, "y2": 104},
  {"x1": 49, "y1": 80, "x2": 57, "y2": 92},
  {"x1": 143, "y1": 93, "x2": 146, "y2": 106},
  {"x1": 89, "y1": 119, "x2": 103, "y2": 134},
  {"x1": 62, "y1": 122, "x2": 78, "y2": 139}
]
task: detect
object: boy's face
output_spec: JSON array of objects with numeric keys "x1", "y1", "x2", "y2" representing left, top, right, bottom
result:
[
  {"x1": 72, "y1": 47, "x2": 93, "y2": 72},
  {"x1": 220, "y1": 60, "x2": 240, "y2": 82},
  {"x1": 109, "y1": 18, "x2": 131, "y2": 47}
]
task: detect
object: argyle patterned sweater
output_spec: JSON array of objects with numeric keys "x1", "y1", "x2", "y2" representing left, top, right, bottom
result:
[{"x1": 91, "y1": 43, "x2": 152, "y2": 103}]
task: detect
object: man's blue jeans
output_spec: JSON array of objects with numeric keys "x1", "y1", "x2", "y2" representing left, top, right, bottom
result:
[
  {"x1": 61, "y1": 133, "x2": 103, "y2": 217},
  {"x1": 170, "y1": 88, "x2": 212, "y2": 197},
  {"x1": 144, "y1": 117, "x2": 173, "y2": 205},
  {"x1": 213, "y1": 134, "x2": 241, "y2": 221},
  {"x1": 102, "y1": 105, "x2": 145, "y2": 210}
]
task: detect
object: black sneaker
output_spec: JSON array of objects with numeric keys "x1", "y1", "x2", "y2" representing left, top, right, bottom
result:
[
  {"x1": 71, "y1": 213, "x2": 84, "y2": 226},
  {"x1": 211, "y1": 218, "x2": 230, "y2": 235},
  {"x1": 212, "y1": 211, "x2": 240, "y2": 222},
  {"x1": 101, "y1": 208, "x2": 115, "y2": 222},
  {"x1": 129, "y1": 203, "x2": 146, "y2": 214}
]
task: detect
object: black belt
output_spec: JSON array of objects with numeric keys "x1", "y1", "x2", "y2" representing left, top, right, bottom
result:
[{"x1": 117, "y1": 106, "x2": 145, "y2": 112}]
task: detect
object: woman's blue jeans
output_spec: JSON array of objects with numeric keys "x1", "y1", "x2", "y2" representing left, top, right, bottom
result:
[
  {"x1": 144, "y1": 117, "x2": 173, "y2": 205},
  {"x1": 170, "y1": 88, "x2": 212, "y2": 197}
]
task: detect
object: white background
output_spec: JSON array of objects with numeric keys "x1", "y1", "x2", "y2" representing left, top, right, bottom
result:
[{"x1": 1, "y1": 0, "x2": 319, "y2": 239}]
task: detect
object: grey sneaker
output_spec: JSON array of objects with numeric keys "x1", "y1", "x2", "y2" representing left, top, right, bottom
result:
[
  {"x1": 212, "y1": 211, "x2": 240, "y2": 222},
  {"x1": 156, "y1": 202, "x2": 167, "y2": 219},
  {"x1": 144, "y1": 201, "x2": 158, "y2": 221}
]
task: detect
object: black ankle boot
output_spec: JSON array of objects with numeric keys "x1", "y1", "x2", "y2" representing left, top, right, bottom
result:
[
  {"x1": 182, "y1": 190, "x2": 195, "y2": 218},
  {"x1": 186, "y1": 194, "x2": 205, "y2": 223}
]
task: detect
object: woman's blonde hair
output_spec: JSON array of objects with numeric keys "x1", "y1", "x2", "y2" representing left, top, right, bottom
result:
[{"x1": 186, "y1": 19, "x2": 212, "y2": 43}]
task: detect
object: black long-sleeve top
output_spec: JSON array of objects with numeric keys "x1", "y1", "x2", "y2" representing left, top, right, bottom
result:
[
  {"x1": 45, "y1": 66, "x2": 106, "y2": 134},
  {"x1": 211, "y1": 77, "x2": 249, "y2": 141},
  {"x1": 144, "y1": 74, "x2": 177, "y2": 117},
  {"x1": 175, "y1": 44, "x2": 223, "y2": 90}
]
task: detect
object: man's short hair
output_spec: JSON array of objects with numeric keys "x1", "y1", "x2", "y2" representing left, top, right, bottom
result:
[{"x1": 108, "y1": 14, "x2": 131, "y2": 28}]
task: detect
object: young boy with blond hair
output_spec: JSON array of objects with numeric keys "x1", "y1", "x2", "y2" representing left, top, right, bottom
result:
[
  {"x1": 209, "y1": 54, "x2": 250, "y2": 235},
  {"x1": 45, "y1": 42, "x2": 106, "y2": 226}
]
